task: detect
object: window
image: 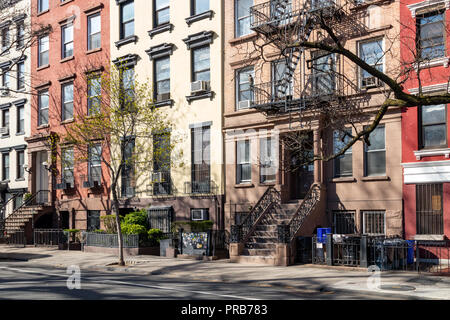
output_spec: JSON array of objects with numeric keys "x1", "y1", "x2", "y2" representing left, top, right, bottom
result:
[
  {"x1": 89, "y1": 144, "x2": 102, "y2": 181},
  {"x1": 120, "y1": 1, "x2": 134, "y2": 39},
  {"x1": 121, "y1": 138, "x2": 135, "y2": 197},
  {"x1": 17, "y1": 105, "x2": 24, "y2": 133},
  {"x1": 362, "y1": 211, "x2": 385, "y2": 235},
  {"x1": 61, "y1": 24, "x2": 74, "y2": 59},
  {"x1": 38, "y1": 0, "x2": 49, "y2": 13},
  {"x1": 87, "y1": 210, "x2": 100, "y2": 231},
  {"x1": 272, "y1": 60, "x2": 293, "y2": 98},
  {"x1": 191, "y1": 126, "x2": 210, "y2": 193},
  {"x1": 333, "y1": 211, "x2": 356, "y2": 234},
  {"x1": 416, "y1": 183, "x2": 443, "y2": 235},
  {"x1": 192, "y1": 46, "x2": 210, "y2": 81},
  {"x1": 236, "y1": 66, "x2": 254, "y2": 109},
  {"x1": 154, "y1": 57, "x2": 170, "y2": 100},
  {"x1": 87, "y1": 76, "x2": 101, "y2": 115},
  {"x1": 312, "y1": 51, "x2": 335, "y2": 95},
  {"x1": 364, "y1": 125, "x2": 385, "y2": 176},
  {"x1": 17, "y1": 62, "x2": 25, "y2": 90},
  {"x1": 2, "y1": 153, "x2": 9, "y2": 181},
  {"x1": 417, "y1": 11, "x2": 445, "y2": 60},
  {"x1": 260, "y1": 137, "x2": 276, "y2": 183},
  {"x1": 1, "y1": 27, "x2": 9, "y2": 50},
  {"x1": 1, "y1": 69, "x2": 9, "y2": 88},
  {"x1": 38, "y1": 90, "x2": 49, "y2": 126},
  {"x1": 153, "y1": 132, "x2": 171, "y2": 195},
  {"x1": 359, "y1": 39, "x2": 383, "y2": 88},
  {"x1": 13, "y1": 193, "x2": 23, "y2": 210},
  {"x1": 61, "y1": 82, "x2": 74, "y2": 121},
  {"x1": 193, "y1": 0, "x2": 209, "y2": 15},
  {"x1": 420, "y1": 104, "x2": 447, "y2": 149},
  {"x1": 148, "y1": 207, "x2": 172, "y2": 232},
  {"x1": 120, "y1": 67, "x2": 135, "y2": 108},
  {"x1": 16, "y1": 150, "x2": 24, "y2": 180},
  {"x1": 237, "y1": 140, "x2": 251, "y2": 184},
  {"x1": 61, "y1": 148, "x2": 74, "y2": 182},
  {"x1": 38, "y1": 35, "x2": 49, "y2": 67},
  {"x1": 2, "y1": 109, "x2": 9, "y2": 134},
  {"x1": 236, "y1": 0, "x2": 253, "y2": 37},
  {"x1": 333, "y1": 129, "x2": 352, "y2": 177},
  {"x1": 87, "y1": 14, "x2": 101, "y2": 51},
  {"x1": 154, "y1": 0, "x2": 170, "y2": 27},
  {"x1": 16, "y1": 22, "x2": 25, "y2": 48}
]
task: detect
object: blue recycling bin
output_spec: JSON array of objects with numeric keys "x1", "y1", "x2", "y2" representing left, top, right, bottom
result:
[
  {"x1": 406, "y1": 240, "x2": 415, "y2": 264},
  {"x1": 317, "y1": 228, "x2": 332, "y2": 243}
]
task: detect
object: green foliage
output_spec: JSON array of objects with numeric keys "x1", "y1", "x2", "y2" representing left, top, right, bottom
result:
[
  {"x1": 100, "y1": 215, "x2": 117, "y2": 234},
  {"x1": 171, "y1": 220, "x2": 213, "y2": 233},
  {"x1": 23, "y1": 193, "x2": 32, "y2": 202},
  {"x1": 146, "y1": 228, "x2": 167, "y2": 247},
  {"x1": 92, "y1": 229, "x2": 106, "y2": 233},
  {"x1": 120, "y1": 223, "x2": 147, "y2": 236},
  {"x1": 122, "y1": 209, "x2": 148, "y2": 228},
  {"x1": 63, "y1": 229, "x2": 81, "y2": 242}
]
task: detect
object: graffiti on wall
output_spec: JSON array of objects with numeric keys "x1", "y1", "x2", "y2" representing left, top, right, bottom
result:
[{"x1": 182, "y1": 232, "x2": 209, "y2": 255}]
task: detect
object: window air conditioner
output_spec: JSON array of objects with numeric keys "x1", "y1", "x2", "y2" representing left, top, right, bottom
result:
[
  {"x1": 191, "y1": 209, "x2": 208, "y2": 221},
  {"x1": 190, "y1": 80, "x2": 209, "y2": 94},
  {"x1": 0, "y1": 127, "x2": 8, "y2": 135},
  {"x1": 238, "y1": 100, "x2": 251, "y2": 109},
  {"x1": 157, "y1": 92, "x2": 171, "y2": 101}
]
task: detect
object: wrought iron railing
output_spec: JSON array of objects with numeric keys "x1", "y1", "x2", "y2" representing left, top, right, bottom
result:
[
  {"x1": 234, "y1": 186, "x2": 281, "y2": 244},
  {"x1": 0, "y1": 229, "x2": 26, "y2": 246},
  {"x1": 250, "y1": 0, "x2": 303, "y2": 32},
  {"x1": 287, "y1": 183, "x2": 321, "y2": 242},
  {"x1": 151, "y1": 171, "x2": 172, "y2": 195},
  {"x1": 251, "y1": 79, "x2": 301, "y2": 110},
  {"x1": 33, "y1": 228, "x2": 65, "y2": 246},
  {"x1": 84, "y1": 232, "x2": 139, "y2": 248},
  {"x1": 184, "y1": 179, "x2": 218, "y2": 195}
]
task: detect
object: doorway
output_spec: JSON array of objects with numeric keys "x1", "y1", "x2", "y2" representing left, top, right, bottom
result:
[
  {"x1": 35, "y1": 151, "x2": 49, "y2": 203},
  {"x1": 288, "y1": 131, "x2": 314, "y2": 200}
]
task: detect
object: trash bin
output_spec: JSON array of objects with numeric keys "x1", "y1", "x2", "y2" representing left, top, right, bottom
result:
[
  {"x1": 406, "y1": 240, "x2": 415, "y2": 265},
  {"x1": 317, "y1": 228, "x2": 331, "y2": 243}
]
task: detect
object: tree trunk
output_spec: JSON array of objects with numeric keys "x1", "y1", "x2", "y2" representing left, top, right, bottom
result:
[{"x1": 111, "y1": 183, "x2": 124, "y2": 266}]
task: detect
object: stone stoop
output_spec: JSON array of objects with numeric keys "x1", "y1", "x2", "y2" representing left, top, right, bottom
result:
[{"x1": 239, "y1": 201, "x2": 302, "y2": 265}]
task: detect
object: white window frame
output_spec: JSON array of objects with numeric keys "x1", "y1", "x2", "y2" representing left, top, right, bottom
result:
[{"x1": 358, "y1": 38, "x2": 384, "y2": 89}]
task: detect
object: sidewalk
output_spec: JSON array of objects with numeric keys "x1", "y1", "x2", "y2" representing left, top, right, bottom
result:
[{"x1": 1, "y1": 245, "x2": 449, "y2": 300}]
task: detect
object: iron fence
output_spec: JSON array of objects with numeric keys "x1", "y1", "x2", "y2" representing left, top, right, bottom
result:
[
  {"x1": 84, "y1": 232, "x2": 139, "y2": 248},
  {"x1": 0, "y1": 229, "x2": 26, "y2": 246},
  {"x1": 310, "y1": 234, "x2": 450, "y2": 274},
  {"x1": 33, "y1": 229, "x2": 65, "y2": 246}
]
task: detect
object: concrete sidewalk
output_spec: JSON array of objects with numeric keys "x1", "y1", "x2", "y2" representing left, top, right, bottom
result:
[{"x1": 0, "y1": 245, "x2": 449, "y2": 300}]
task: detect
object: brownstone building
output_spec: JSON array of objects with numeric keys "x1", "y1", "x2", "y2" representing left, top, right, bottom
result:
[{"x1": 225, "y1": 0, "x2": 403, "y2": 265}]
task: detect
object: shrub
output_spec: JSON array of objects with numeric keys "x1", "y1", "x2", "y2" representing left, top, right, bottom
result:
[
  {"x1": 23, "y1": 193, "x2": 32, "y2": 203},
  {"x1": 146, "y1": 228, "x2": 168, "y2": 246},
  {"x1": 100, "y1": 215, "x2": 117, "y2": 234},
  {"x1": 63, "y1": 229, "x2": 81, "y2": 242},
  {"x1": 120, "y1": 223, "x2": 147, "y2": 236},
  {"x1": 122, "y1": 209, "x2": 148, "y2": 228}
]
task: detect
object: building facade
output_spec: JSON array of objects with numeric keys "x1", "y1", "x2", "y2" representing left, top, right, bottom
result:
[
  {"x1": 110, "y1": 0, "x2": 225, "y2": 231},
  {"x1": 225, "y1": 0, "x2": 403, "y2": 264},
  {"x1": 0, "y1": 0, "x2": 31, "y2": 220},
  {"x1": 401, "y1": 0, "x2": 450, "y2": 241},
  {"x1": 27, "y1": 0, "x2": 111, "y2": 231}
]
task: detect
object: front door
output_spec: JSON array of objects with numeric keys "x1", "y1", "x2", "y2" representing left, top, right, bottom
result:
[
  {"x1": 36, "y1": 151, "x2": 48, "y2": 204},
  {"x1": 288, "y1": 132, "x2": 314, "y2": 200}
]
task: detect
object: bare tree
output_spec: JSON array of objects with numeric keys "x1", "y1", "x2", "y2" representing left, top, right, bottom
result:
[{"x1": 234, "y1": 0, "x2": 450, "y2": 168}]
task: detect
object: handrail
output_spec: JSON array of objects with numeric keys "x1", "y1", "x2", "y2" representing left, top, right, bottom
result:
[
  {"x1": 239, "y1": 186, "x2": 281, "y2": 243},
  {"x1": 287, "y1": 183, "x2": 321, "y2": 242},
  {"x1": 0, "y1": 192, "x2": 26, "y2": 219},
  {"x1": 7, "y1": 190, "x2": 50, "y2": 219}
]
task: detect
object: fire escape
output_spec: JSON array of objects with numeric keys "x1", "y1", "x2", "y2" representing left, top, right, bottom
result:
[{"x1": 230, "y1": 0, "x2": 372, "y2": 265}]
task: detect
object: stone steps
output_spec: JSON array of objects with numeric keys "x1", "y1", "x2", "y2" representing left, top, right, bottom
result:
[
  {"x1": 242, "y1": 248, "x2": 276, "y2": 256},
  {"x1": 245, "y1": 242, "x2": 277, "y2": 249}
]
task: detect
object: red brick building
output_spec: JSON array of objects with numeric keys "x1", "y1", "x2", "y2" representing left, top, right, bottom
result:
[
  {"x1": 401, "y1": 0, "x2": 450, "y2": 241},
  {"x1": 28, "y1": 0, "x2": 110, "y2": 231}
]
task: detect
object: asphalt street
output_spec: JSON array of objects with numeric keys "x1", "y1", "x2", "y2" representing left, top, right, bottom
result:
[{"x1": 0, "y1": 261, "x2": 408, "y2": 300}]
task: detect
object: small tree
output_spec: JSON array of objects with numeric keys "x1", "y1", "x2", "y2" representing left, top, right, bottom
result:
[{"x1": 62, "y1": 64, "x2": 180, "y2": 265}]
